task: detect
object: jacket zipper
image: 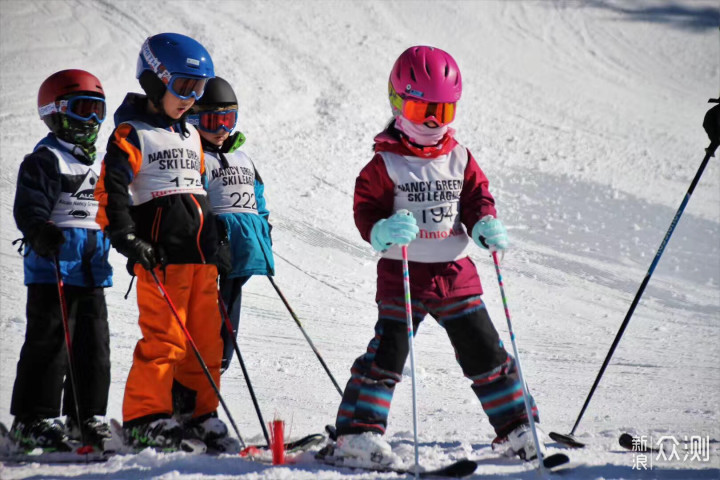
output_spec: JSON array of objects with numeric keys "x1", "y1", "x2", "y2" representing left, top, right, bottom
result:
[
  {"x1": 151, "y1": 208, "x2": 163, "y2": 243},
  {"x1": 190, "y1": 195, "x2": 206, "y2": 264}
]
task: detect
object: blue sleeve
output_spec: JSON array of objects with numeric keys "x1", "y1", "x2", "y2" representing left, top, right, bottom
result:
[
  {"x1": 253, "y1": 167, "x2": 272, "y2": 244},
  {"x1": 254, "y1": 167, "x2": 270, "y2": 222},
  {"x1": 13, "y1": 148, "x2": 61, "y2": 238}
]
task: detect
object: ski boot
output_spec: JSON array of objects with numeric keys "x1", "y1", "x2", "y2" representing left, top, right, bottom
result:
[
  {"x1": 123, "y1": 417, "x2": 184, "y2": 451},
  {"x1": 10, "y1": 417, "x2": 72, "y2": 452},
  {"x1": 184, "y1": 412, "x2": 240, "y2": 453},
  {"x1": 492, "y1": 423, "x2": 546, "y2": 461},
  {"x1": 66, "y1": 416, "x2": 112, "y2": 449},
  {"x1": 332, "y1": 431, "x2": 402, "y2": 468}
]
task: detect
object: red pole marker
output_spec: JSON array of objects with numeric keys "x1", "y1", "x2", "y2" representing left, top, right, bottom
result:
[{"x1": 269, "y1": 419, "x2": 285, "y2": 465}]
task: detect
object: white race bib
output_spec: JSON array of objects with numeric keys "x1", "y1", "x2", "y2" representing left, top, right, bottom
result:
[
  {"x1": 124, "y1": 121, "x2": 206, "y2": 205},
  {"x1": 379, "y1": 144, "x2": 470, "y2": 262},
  {"x1": 205, "y1": 150, "x2": 259, "y2": 215},
  {"x1": 38, "y1": 143, "x2": 101, "y2": 230}
]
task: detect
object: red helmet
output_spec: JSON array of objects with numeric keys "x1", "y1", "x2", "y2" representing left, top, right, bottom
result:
[
  {"x1": 389, "y1": 46, "x2": 462, "y2": 104},
  {"x1": 37, "y1": 69, "x2": 105, "y2": 118}
]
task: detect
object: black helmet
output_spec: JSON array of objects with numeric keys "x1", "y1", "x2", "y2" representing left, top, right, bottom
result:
[{"x1": 195, "y1": 76, "x2": 238, "y2": 108}]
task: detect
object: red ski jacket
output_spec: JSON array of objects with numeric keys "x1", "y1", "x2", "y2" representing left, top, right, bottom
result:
[{"x1": 354, "y1": 125, "x2": 497, "y2": 301}]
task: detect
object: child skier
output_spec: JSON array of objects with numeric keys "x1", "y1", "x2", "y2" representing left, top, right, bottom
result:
[
  {"x1": 189, "y1": 76, "x2": 274, "y2": 373},
  {"x1": 172, "y1": 76, "x2": 274, "y2": 417},
  {"x1": 94, "y1": 33, "x2": 237, "y2": 452},
  {"x1": 11, "y1": 69, "x2": 113, "y2": 450},
  {"x1": 330, "y1": 46, "x2": 543, "y2": 466}
]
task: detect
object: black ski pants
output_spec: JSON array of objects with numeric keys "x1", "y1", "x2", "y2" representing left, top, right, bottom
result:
[{"x1": 10, "y1": 283, "x2": 110, "y2": 421}]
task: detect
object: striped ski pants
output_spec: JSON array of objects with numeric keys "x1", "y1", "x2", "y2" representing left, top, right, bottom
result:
[{"x1": 335, "y1": 295, "x2": 538, "y2": 438}]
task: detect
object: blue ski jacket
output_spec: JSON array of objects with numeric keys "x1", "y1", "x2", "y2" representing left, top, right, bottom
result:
[{"x1": 203, "y1": 144, "x2": 274, "y2": 279}]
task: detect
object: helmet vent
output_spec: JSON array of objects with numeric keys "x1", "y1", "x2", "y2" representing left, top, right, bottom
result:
[
  {"x1": 410, "y1": 68, "x2": 416, "y2": 82},
  {"x1": 425, "y1": 62, "x2": 432, "y2": 77},
  {"x1": 444, "y1": 64, "x2": 450, "y2": 77}
]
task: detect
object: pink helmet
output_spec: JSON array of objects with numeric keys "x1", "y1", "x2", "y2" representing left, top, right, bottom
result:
[{"x1": 389, "y1": 46, "x2": 462, "y2": 105}]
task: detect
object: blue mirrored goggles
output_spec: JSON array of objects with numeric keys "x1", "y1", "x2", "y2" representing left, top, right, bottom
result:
[
  {"x1": 187, "y1": 109, "x2": 238, "y2": 133},
  {"x1": 167, "y1": 75, "x2": 208, "y2": 100},
  {"x1": 39, "y1": 95, "x2": 107, "y2": 124}
]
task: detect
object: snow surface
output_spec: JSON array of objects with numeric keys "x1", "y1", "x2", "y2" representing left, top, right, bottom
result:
[{"x1": 1, "y1": 1, "x2": 719, "y2": 479}]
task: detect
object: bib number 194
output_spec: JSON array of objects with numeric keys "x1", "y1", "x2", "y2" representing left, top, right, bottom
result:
[{"x1": 421, "y1": 204, "x2": 455, "y2": 224}]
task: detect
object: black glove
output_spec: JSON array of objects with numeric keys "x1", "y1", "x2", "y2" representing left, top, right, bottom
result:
[
  {"x1": 30, "y1": 222, "x2": 65, "y2": 258},
  {"x1": 703, "y1": 102, "x2": 720, "y2": 146},
  {"x1": 112, "y1": 232, "x2": 157, "y2": 271}
]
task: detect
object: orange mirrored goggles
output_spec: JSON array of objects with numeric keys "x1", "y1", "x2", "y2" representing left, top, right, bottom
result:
[{"x1": 402, "y1": 98, "x2": 456, "y2": 126}]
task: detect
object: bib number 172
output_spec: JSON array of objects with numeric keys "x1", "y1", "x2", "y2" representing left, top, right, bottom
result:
[{"x1": 170, "y1": 177, "x2": 201, "y2": 188}]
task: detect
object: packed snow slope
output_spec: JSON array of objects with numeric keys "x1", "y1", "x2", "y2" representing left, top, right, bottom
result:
[{"x1": 1, "y1": 1, "x2": 719, "y2": 479}]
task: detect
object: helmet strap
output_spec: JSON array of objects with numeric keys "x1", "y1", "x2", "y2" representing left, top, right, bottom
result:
[{"x1": 139, "y1": 70, "x2": 166, "y2": 109}]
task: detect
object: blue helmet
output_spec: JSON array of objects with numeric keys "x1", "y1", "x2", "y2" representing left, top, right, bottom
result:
[
  {"x1": 136, "y1": 33, "x2": 214, "y2": 104},
  {"x1": 137, "y1": 32, "x2": 214, "y2": 81}
]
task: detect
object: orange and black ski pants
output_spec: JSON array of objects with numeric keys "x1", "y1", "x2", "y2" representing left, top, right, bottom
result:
[{"x1": 123, "y1": 264, "x2": 222, "y2": 424}]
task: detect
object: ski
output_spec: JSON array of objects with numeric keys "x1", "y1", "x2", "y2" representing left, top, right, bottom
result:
[
  {"x1": 618, "y1": 433, "x2": 660, "y2": 453},
  {"x1": 240, "y1": 432, "x2": 326, "y2": 456},
  {"x1": 396, "y1": 459, "x2": 478, "y2": 478},
  {"x1": 542, "y1": 452, "x2": 571, "y2": 469},
  {"x1": 316, "y1": 444, "x2": 477, "y2": 478},
  {"x1": 322, "y1": 456, "x2": 478, "y2": 478},
  {"x1": 0, "y1": 449, "x2": 110, "y2": 464},
  {"x1": 108, "y1": 418, "x2": 207, "y2": 454},
  {"x1": 475, "y1": 450, "x2": 571, "y2": 472}
]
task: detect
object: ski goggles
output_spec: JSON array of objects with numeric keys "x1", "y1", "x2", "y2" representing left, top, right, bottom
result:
[
  {"x1": 38, "y1": 95, "x2": 106, "y2": 123},
  {"x1": 389, "y1": 83, "x2": 456, "y2": 126},
  {"x1": 402, "y1": 99, "x2": 456, "y2": 126},
  {"x1": 188, "y1": 109, "x2": 238, "y2": 133},
  {"x1": 167, "y1": 75, "x2": 208, "y2": 100}
]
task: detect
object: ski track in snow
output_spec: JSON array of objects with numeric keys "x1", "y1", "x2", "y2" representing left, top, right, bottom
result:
[{"x1": 1, "y1": 1, "x2": 719, "y2": 479}]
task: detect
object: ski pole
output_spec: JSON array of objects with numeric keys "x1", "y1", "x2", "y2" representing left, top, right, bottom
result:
[
  {"x1": 491, "y1": 251, "x2": 546, "y2": 475},
  {"x1": 150, "y1": 270, "x2": 246, "y2": 449},
  {"x1": 217, "y1": 290, "x2": 270, "y2": 447},
  {"x1": 401, "y1": 245, "x2": 420, "y2": 479},
  {"x1": 267, "y1": 276, "x2": 344, "y2": 397},
  {"x1": 53, "y1": 257, "x2": 89, "y2": 450},
  {"x1": 561, "y1": 141, "x2": 718, "y2": 443}
]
